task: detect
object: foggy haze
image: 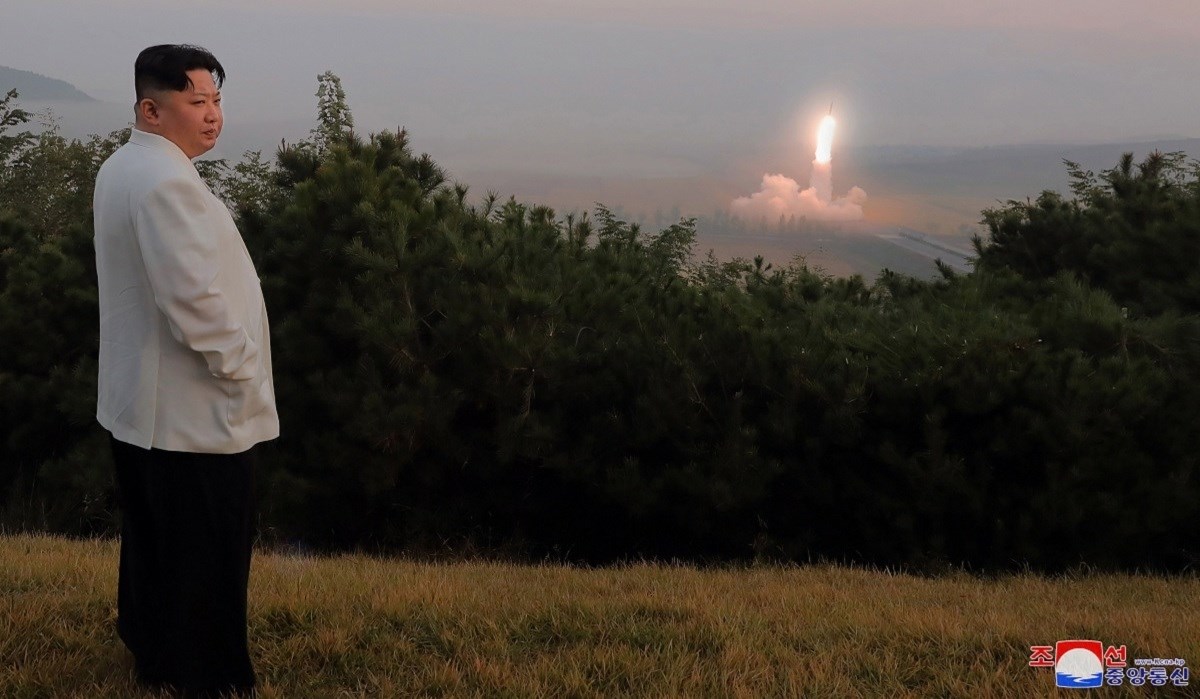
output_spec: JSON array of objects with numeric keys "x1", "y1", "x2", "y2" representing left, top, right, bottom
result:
[{"x1": 5, "y1": 0, "x2": 1199, "y2": 231}]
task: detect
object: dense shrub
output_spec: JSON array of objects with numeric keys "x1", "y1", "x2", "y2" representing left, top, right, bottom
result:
[
  {"x1": 1, "y1": 83, "x2": 1197, "y2": 572},
  {"x1": 976, "y1": 152, "x2": 1200, "y2": 317}
]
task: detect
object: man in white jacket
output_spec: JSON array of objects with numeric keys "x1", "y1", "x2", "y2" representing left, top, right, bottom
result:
[{"x1": 93, "y1": 44, "x2": 278, "y2": 697}]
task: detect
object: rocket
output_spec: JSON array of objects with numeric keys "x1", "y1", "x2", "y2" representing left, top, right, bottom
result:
[{"x1": 829, "y1": 101, "x2": 834, "y2": 116}]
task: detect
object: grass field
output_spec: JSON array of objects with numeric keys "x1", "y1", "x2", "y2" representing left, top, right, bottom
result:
[{"x1": 2, "y1": 532, "x2": 1196, "y2": 697}]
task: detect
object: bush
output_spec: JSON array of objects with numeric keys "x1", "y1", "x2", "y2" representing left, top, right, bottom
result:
[{"x1": 1, "y1": 84, "x2": 1197, "y2": 572}]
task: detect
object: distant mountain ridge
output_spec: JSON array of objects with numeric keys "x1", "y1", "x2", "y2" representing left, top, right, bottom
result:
[{"x1": 0, "y1": 66, "x2": 93, "y2": 101}]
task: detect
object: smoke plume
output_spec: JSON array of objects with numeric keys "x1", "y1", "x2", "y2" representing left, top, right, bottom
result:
[
  {"x1": 731, "y1": 172, "x2": 867, "y2": 222},
  {"x1": 731, "y1": 114, "x2": 867, "y2": 223}
]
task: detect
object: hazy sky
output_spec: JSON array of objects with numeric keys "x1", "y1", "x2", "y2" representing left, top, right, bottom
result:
[{"x1": 5, "y1": 0, "x2": 1200, "y2": 181}]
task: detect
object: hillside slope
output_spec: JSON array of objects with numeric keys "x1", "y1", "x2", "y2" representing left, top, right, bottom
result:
[{"x1": 0, "y1": 65, "x2": 93, "y2": 101}]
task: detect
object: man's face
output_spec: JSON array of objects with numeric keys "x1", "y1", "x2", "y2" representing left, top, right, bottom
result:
[{"x1": 138, "y1": 68, "x2": 223, "y2": 159}]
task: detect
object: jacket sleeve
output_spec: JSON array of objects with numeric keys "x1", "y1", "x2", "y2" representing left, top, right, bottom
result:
[{"x1": 134, "y1": 176, "x2": 258, "y2": 381}]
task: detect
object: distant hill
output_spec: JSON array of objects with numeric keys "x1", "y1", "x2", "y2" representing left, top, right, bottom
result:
[{"x1": 0, "y1": 66, "x2": 93, "y2": 101}]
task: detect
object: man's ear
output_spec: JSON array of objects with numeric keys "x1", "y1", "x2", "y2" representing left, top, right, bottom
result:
[{"x1": 136, "y1": 97, "x2": 160, "y2": 125}]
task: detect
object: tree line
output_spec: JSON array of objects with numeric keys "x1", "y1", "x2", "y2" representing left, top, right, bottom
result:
[{"x1": 2, "y1": 77, "x2": 1198, "y2": 572}]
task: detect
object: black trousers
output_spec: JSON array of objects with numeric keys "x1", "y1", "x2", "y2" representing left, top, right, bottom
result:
[{"x1": 110, "y1": 434, "x2": 258, "y2": 697}]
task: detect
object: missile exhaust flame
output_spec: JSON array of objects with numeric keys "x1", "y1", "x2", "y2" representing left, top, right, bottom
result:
[
  {"x1": 730, "y1": 104, "x2": 866, "y2": 223},
  {"x1": 815, "y1": 115, "x2": 836, "y2": 165}
]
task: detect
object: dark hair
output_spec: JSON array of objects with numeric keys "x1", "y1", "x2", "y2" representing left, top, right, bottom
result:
[{"x1": 134, "y1": 44, "x2": 225, "y2": 100}]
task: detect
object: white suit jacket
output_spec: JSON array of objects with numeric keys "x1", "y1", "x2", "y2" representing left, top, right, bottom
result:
[{"x1": 93, "y1": 128, "x2": 279, "y2": 453}]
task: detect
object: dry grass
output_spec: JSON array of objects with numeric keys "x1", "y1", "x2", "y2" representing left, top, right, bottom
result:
[{"x1": 1, "y1": 532, "x2": 1196, "y2": 697}]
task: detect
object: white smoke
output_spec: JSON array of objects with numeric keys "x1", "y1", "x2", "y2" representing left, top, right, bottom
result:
[
  {"x1": 731, "y1": 114, "x2": 867, "y2": 223},
  {"x1": 731, "y1": 170, "x2": 867, "y2": 222}
]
